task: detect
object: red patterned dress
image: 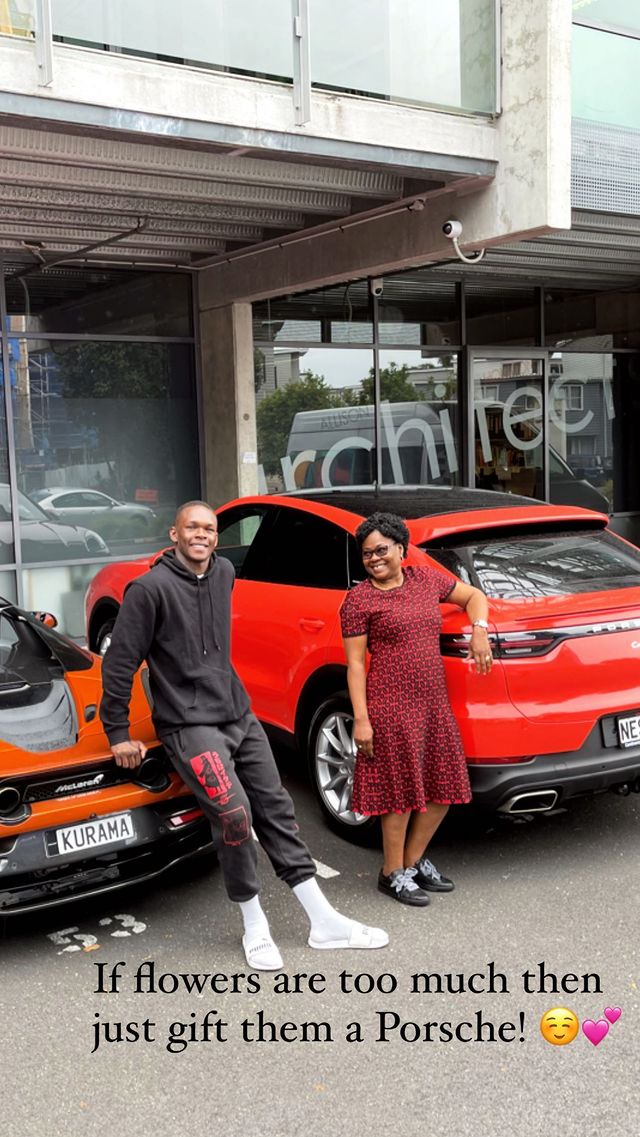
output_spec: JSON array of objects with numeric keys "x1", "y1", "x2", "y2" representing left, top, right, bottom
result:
[{"x1": 340, "y1": 565, "x2": 471, "y2": 815}]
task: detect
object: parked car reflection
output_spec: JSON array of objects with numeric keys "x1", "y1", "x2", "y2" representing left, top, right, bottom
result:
[
  {"x1": 32, "y1": 487, "x2": 155, "y2": 540},
  {"x1": 0, "y1": 485, "x2": 109, "y2": 563}
]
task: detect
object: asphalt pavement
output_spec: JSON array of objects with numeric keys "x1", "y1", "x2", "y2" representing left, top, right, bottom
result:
[{"x1": 2, "y1": 749, "x2": 639, "y2": 1137}]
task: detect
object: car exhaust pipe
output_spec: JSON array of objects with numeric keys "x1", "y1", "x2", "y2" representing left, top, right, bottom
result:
[
  {"x1": 132, "y1": 754, "x2": 171, "y2": 794},
  {"x1": 500, "y1": 789, "x2": 559, "y2": 814},
  {"x1": 0, "y1": 785, "x2": 30, "y2": 824}
]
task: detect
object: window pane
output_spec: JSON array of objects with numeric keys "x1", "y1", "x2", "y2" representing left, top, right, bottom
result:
[
  {"x1": 466, "y1": 284, "x2": 539, "y2": 346},
  {"x1": 573, "y1": 0, "x2": 640, "y2": 31},
  {"x1": 473, "y1": 357, "x2": 544, "y2": 500},
  {"x1": 548, "y1": 354, "x2": 613, "y2": 513},
  {"x1": 310, "y1": 0, "x2": 497, "y2": 114},
  {"x1": 573, "y1": 24, "x2": 640, "y2": 128},
  {"x1": 13, "y1": 340, "x2": 200, "y2": 563},
  {"x1": 0, "y1": 353, "x2": 15, "y2": 564},
  {"x1": 4, "y1": 266, "x2": 192, "y2": 337},
  {"x1": 378, "y1": 351, "x2": 460, "y2": 487},
  {"x1": 254, "y1": 283, "x2": 372, "y2": 345},
  {"x1": 52, "y1": 0, "x2": 293, "y2": 80},
  {"x1": 22, "y1": 561, "x2": 112, "y2": 638},
  {"x1": 544, "y1": 288, "x2": 640, "y2": 350},
  {"x1": 377, "y1": 277, "x2": 460, "y2": 347},
  {"x1": 0, "y1": 571, "x2": 17, "y2": 604},
  {"x1": 0, "y1": 2, "x2": 35, "y2": 37},
  {"x1": 255, "y1": 347, "x2": 376, "y2": 492}
]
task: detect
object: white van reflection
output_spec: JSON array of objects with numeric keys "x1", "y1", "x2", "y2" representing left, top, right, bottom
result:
[{"x1": 285, "y1": 402, "x2": 610, "y2": 513}]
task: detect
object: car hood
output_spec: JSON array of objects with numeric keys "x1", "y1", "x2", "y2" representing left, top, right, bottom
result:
[{"x1": 0, "y1": 520, "x2": 106, "y2": 563}]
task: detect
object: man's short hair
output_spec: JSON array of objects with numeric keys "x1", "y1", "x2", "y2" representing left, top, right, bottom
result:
[{"x1": 174, "y1": 500, "x2": 216, "y2": 524}]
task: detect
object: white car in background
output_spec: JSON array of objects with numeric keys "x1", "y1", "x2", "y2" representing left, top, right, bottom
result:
[{"x1": 32, "y1": 487, "x2": 155, "y2": 537}]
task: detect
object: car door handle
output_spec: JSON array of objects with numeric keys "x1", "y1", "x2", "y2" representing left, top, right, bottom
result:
[{"x1": 299, "y1": 618, "x2": 325, "y2": 632}]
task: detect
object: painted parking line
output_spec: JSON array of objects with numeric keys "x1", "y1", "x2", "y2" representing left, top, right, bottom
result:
[
  {"x1": 251, "y1": 826, "x2": 340, "y2": 879},
  {"x1": 313, "y1": 859, "x2": 340, "y2": 879}
]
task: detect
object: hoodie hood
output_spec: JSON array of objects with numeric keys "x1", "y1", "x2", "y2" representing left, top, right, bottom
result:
[{"x1": 156, "y1": 547, "x2": 216, "y2": 580}]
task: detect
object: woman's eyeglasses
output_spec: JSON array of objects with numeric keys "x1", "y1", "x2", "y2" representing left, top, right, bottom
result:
[{"x1": 362, "y1": 543, "x2": 395, "y2": 560}]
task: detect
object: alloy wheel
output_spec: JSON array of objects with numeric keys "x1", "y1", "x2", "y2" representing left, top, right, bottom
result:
[{"x1": 314, "y1": 709, "x2": 368, "y2": 828}]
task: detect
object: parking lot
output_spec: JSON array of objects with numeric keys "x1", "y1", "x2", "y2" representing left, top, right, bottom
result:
[{"x1": 3, "y1": 748, "x2": 639, "y2": 1137}]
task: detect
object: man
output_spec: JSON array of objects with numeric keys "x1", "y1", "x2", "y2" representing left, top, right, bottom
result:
[{"x1": 100, "y1": 500, "x2": 388, "y2": 969}]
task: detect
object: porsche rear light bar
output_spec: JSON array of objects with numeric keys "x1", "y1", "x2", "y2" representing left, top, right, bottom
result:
[{"x1": 441, "y1": 615, "x2": 640, "y2": 659}]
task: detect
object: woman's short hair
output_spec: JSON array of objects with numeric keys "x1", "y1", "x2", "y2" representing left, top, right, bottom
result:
[{"x1": 355, "y1": 512, "x2": 410, "y2": 557}]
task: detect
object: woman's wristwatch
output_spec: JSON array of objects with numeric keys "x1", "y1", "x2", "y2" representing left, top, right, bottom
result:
[{"x1": 472, "y1": 619, "x2": 489, "y2": 630}]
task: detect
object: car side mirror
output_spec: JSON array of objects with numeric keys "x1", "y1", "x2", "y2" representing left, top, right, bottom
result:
[{"x1": 31, "y1": 611, "x2": 58, "y2": 628}]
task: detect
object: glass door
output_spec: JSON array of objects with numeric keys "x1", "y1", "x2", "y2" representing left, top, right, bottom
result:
[{"x1": 470, "y1": 353, "x2": 546, "y2": 501}]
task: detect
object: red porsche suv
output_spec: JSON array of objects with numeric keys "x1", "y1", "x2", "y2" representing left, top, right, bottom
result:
[{"x1": 85, "y1": 487, "x2": 640, "y2": 839}]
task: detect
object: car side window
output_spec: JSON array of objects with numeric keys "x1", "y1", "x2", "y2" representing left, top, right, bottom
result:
[
  {"x1": 216, "y1": 505, "x2": 272, "y2": 576},
  {"x1": 78, "y1": 492, "x2": 108, "y2": 507},
  {"x1": 245, "y1": 507, "x2": 350, "y2": 589},
  {"x1": 55, "y1": 493, "x2": 84, "y2": 507}
]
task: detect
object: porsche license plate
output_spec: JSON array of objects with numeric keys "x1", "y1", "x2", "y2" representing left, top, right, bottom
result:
[
  {"x1": 617, "y1": 714, "x2": 640, "y2": 749},
  {"x1": 45, "y1": 812, "x2": 135, "y2": 857}
]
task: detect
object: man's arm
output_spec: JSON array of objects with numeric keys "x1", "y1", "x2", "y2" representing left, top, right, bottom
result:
[{"x1": 99, "y1": 582, "x2": 157, "y2": 768}]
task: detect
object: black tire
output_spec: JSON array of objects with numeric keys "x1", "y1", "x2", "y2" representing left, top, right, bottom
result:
[
  {"x1": 306, "y1": 693, "x2": 379, "y2": 845},
  {"x1": 96, "y1": 617, "x2": 116, "y2": 656}
]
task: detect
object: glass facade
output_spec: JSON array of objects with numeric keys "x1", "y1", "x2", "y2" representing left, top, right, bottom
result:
[
  {"x1": 45, "y1": 0, "x2": 498, "y2": 115},
  {"x1": 0, "y1": 261, "x2": 200, "y2": 631},
  {"x1": 253, "y1": 276, "x2": 640, "y2": 545},
  {"x1": 573, "y1": 2, "x2": 640, "y2": 129}
]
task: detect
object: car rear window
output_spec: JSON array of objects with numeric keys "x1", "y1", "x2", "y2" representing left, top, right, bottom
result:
[{"x1": 422, "y1": 529, "x2": 640, "y2": 599}]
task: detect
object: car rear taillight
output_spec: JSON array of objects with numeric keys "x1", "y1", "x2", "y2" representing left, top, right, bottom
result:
[
  {"x1": 440, "y1": 631, "x2": 559, "y2": 658},
  {"x1": 167, "y1": 807, "x2": 204, "y2": 829},
  {"x1": 442, "y1": 616, "x2": 640, "y2": 660}
]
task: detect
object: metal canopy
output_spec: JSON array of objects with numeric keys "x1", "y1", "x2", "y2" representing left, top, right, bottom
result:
[{"x1": 0, "y1": 121, "x2": 486, "y2": 271}]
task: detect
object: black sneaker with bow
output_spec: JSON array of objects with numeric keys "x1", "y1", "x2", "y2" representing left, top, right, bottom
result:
[
  {"x1": 377, "y1": 867, "x2": 431, "y2": 906},
  {"x1": 412, "y1": 856, "x2": 455, "y2": 892}
]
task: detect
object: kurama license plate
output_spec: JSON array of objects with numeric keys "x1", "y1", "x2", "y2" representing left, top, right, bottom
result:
[
  {"x1": 617, "y1": 714, "x2": 640, "y2": 748},
  {"x1": 45, "y1": 812, "x2": 135, "y2": 857}
]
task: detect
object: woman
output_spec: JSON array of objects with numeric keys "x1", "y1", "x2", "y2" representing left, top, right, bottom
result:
[{"x1": 340, "y1": 511, "x2": 492, "y2": 906}]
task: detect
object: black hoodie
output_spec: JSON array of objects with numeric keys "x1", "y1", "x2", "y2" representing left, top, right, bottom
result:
[{"x1": 100, "y1": 549, "x2": 250, "y2": 744}]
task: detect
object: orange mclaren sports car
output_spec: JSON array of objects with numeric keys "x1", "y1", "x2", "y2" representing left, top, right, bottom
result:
[{"x1": 0, "y1": 603, "x2": 210, "y2": 915}]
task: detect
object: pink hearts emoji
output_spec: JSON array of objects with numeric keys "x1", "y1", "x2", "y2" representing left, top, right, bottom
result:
[
  {"x1": 604, "y1": 1007, "x2": 622, "y2": 1024},
  {"x1": 582, "y1": 1018, "x2": 609, "y2": 1046}
]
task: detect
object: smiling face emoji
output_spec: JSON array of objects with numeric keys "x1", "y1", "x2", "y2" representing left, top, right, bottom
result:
[{"x1": 540, "y1": 1007, "x2": 579, "y2": 1046}]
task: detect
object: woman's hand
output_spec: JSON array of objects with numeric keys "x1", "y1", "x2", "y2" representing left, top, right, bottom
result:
[
  {"x1": 467, "y1": 627, "x2": 493, "y2": 675},
  {"x1": 353, "y1": 716, "x2": 374, "y2": 758}
]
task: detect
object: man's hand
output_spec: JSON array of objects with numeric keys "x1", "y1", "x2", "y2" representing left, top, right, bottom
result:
[{"x1": 111, "y1": 740, "x2": 147, "y2": 769}]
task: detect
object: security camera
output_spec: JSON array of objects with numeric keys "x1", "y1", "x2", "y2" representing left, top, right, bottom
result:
[
  {"x1": 369, "y1": 278, "x2": 384, "y2": 297},
  {"x1": 442, "y1": 220, "x2": 463, "y2": 239}
]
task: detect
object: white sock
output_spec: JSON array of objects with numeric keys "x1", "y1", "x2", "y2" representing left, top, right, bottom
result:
[
  {"x1": 293, "y1": 877, "x2": 385, "y2": 945},
  {"x1": 237, "y1": 895, "x2": 283, "y2": 970},
  {"x1": 238, "y1": 894, "x2": 271, "y2": 940}
]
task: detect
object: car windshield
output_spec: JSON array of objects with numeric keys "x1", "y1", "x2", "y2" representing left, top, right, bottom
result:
[
  {"x1": 0, "y1": 485, "x2": 51, "y2": 522},
  {"x1": 422, "y1": 528, "x2": 640, "y2": 600}
]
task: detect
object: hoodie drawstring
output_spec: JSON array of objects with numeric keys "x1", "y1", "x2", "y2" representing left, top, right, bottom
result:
[{"x1": 197, "y1": 578, "x2": 207, "y2": 655}]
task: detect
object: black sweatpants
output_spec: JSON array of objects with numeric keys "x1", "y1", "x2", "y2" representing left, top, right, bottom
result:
[{"x1": 161, "y1": 712, "x2": 316, "y2": 902}]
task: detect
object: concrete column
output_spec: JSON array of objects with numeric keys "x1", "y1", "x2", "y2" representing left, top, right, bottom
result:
[{"x1": 198, "y1": 301, "x2": 259, "y2": 505}]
